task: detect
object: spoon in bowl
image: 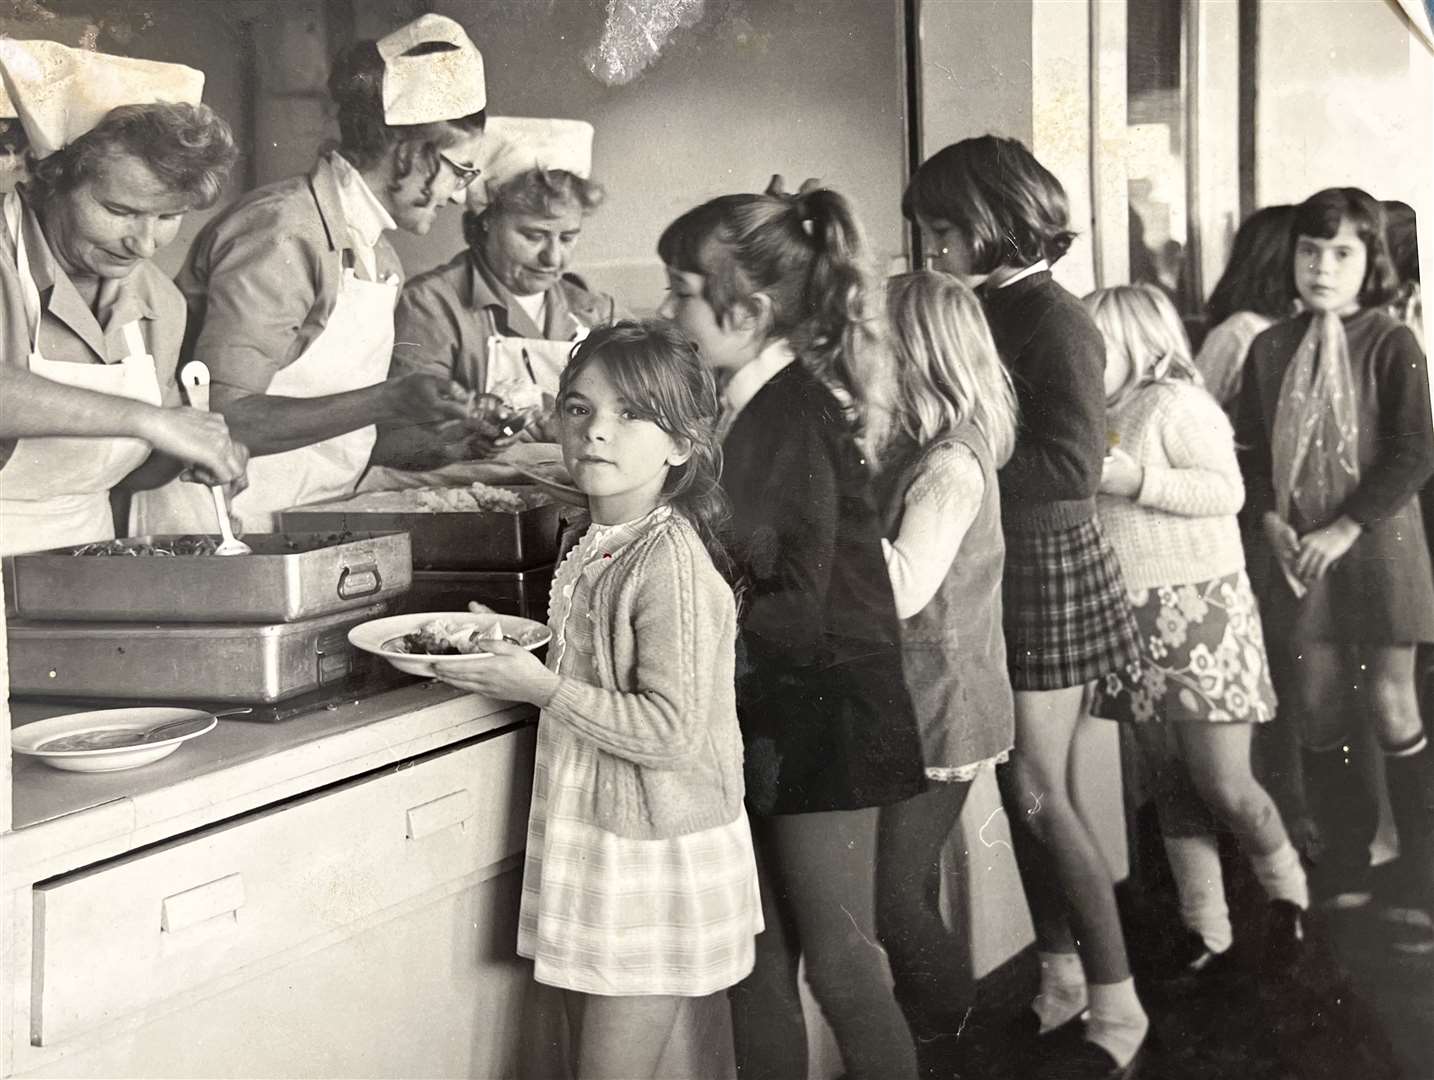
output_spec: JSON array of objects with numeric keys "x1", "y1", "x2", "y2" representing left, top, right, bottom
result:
[{"x1": 180, "y1": 361, "x2": 251, "y2": 556}]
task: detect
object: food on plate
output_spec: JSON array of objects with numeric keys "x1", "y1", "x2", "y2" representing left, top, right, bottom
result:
[
  {"x1": 333, "y1": 482, "x2": 552, "y2": 514},
  {"x1": 384, "y1": 617, "x2": 534, "y2": 655},
  {"x1": 487, "y1": 377, "x2": 546, "y2": 414}
]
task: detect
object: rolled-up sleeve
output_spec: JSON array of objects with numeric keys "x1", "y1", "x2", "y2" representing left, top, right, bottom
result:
[{"x1": 182, "y1": 202, "x2": 327, "y2": 397}]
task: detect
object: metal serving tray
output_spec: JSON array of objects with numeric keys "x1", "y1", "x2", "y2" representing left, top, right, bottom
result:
[
  {"x1": 5, "y1": 601, "x2": 389, "y2": 704},
  {"x1": 279, "y1": 504, "x2": 561, "y2": 571},
  {"x1": 393, "y1": 566, "x2": 555, "y2": 622},
  {"x1": 3, "y1": 532, "x2": 412, "y2": 623}
]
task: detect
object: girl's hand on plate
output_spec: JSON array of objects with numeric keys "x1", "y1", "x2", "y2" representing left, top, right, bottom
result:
[{"x1": 432, "y1": 639, "x2": 559, "y2": 706}]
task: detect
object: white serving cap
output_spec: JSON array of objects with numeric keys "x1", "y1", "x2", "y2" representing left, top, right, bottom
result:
[
  {"x1": 377, "y1": 13, "x2": 486, "y2": 125},
  {"x1": 467, "y1": 117, "x2": 594, "y2": 212},
  {"x1": 0, "y1": 38, "x2": 204, "y2": 159}
]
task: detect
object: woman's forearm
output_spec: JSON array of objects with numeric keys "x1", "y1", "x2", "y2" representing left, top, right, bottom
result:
[
  {"x1": 0, "y1": 365, "x2": 154, "y2": 439},
  {"x1": 214, "y1": 382, "x2": 396, "y2": 456}
]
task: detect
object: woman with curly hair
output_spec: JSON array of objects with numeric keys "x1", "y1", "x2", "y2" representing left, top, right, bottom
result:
[
  {"x1": 133, "y1": 13, "x2": 492, "y2": 533},
  {"x1": 0, "y1": 40, "x2": 247, "y2": 555}
]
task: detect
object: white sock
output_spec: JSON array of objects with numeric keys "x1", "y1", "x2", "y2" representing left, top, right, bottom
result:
[
  {"x1": 1163, "y1": 834, "x2": 1233, "y2": 954},
  {"x1": 1086, "y1": 977, "x2": 1149, "y2": 1067},
  {"x1": 1033, "y1": 949, "x2": 1087, "y2": 1033},
  {"x1": 1251, "y1": 841, "x2": 1310, "y2": 910}
]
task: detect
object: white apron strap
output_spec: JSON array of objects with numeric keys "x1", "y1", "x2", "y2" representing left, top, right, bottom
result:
[{"x1": 4, "y1": 191, "x2": 44, "y2": 358}]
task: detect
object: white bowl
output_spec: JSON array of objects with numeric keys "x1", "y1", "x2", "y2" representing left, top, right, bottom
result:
[
  {"x1": 347, "y1": 612, "x2": 551, "y2": 678},
  {"x1": 12, "y1": 707, "x2": 219, "y2": 773}
]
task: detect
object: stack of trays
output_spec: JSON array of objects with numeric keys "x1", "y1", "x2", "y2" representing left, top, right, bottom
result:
[
  {"x1": 4, "y1": 532, "x2": 412, "y2": 703},
  {"x1": 281, "y1": 492, "x2": 562, "y2": 622}
]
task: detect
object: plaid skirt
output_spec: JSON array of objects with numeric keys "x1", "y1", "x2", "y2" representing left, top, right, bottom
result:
[{"x1": 1003, "y1": 518, "x2": 1142, "y2": 691}]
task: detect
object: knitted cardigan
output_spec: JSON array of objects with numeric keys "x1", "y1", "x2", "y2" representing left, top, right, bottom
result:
[
  {"x1": 1097, "y1": 380, "x2": 1246, "y2": 590},
  {"x1": 542, "y1": 511, "x2": 745, "y2": 839}
]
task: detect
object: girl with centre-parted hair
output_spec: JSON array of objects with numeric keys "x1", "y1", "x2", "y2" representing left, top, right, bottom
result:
[
  {"x1": 1237, "y1": 187, "x2": 1434, "y2": 951},
  {"x1": 432, "y1": 321, "x2": 762, "y2": 1080},
  {"x1": 0, "y1": 39, "x2": 247, "y2": 556},
  {"x1": 657, "y1": 179, "x2": 925, "y2": 1080},
  {"x1": 903, "y1": 135, "x2": 1147, "y2": 1080},
  {"x1": 132, "y1": 13, "x2": 491, "y2": 535}
]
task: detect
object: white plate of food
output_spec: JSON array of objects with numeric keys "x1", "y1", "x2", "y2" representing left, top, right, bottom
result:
[
  {"x1": 12, "y1": 707, "x2": 221, "y2": 773},
  {"x1": 347, "y1": 612, "x2": 552, "y2": 677}
]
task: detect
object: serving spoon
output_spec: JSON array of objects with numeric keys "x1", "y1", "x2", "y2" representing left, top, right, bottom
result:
[{"x1": 180, "y1": 361, "x2": 251, "y2": 556}]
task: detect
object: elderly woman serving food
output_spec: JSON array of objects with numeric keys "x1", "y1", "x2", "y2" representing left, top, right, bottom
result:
[
  {"x1": 0, "y1": 40, "x2": 248, "y2": 556},
  {"x1": 132, "y1": 14, "x2": 492, "y2": 534},
  {"x1": 371, "y1": 117, "x2": 621, "y2": 469}
]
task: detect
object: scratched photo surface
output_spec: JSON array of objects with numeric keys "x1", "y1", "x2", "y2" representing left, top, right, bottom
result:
[{"x1": 0, "y1": 2, "x2": 1431, "y2": 1079}]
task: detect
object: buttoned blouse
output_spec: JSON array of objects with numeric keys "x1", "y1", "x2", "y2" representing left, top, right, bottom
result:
[
  {"x1": 175, "y1": 152, "x2": 404, "y2": 396},
  {"x1": 0, "y1": 187, "x2": 184, "y2": 468}
]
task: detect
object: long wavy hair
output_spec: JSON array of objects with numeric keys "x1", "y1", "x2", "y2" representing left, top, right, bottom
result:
[
  {"x1": 1086, "y1": 284, "x2": 1201, "y2": 409},
  {"x1": 886, "y1": 270, "x2": 1017, "y2": 466},
  {"x1": 656, "y1": 184, "x2": 896, "y2": 462},
  {"x1": 558, "y1": 320, "x2": 734, "y2": 581}
]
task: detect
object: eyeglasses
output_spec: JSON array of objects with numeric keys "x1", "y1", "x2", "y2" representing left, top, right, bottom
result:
[{"x1": 439, "y1": 153, "x2": 482, "y2": 189}]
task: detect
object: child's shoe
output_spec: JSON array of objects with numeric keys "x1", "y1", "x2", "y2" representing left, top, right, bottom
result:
[
  {"x1": 1158, "y1": 929, "x2": 1238, "y2": 985},
  {"x1": 1261, "y1": 898, "x2": 1307, "y2": 974}
]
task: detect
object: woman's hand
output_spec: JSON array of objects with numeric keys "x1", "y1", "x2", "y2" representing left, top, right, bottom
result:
[
  {"x1": 385, "y1": 374, "x2": 472, "y2": 425},
  {"x1": 432, "y1": 640, "x2": 559, "y2": 706},
  {"x1": 1099, "y1": 447, "x2": 1144, "y2": 498},
  {"x1": 1295, "y1": 516, "x2": 1362, "y2": 581},
  {"x1": 146, "y1": 406, "x2": 249, "y2": 486}
]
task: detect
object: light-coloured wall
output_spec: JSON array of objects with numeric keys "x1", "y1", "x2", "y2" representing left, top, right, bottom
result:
[
  {"x1": 1255, "y1": 0, "x2": 1434, "y2": 213},
  {"x1": 374, "y1": 0, "x2": 914, "y2": 313}
]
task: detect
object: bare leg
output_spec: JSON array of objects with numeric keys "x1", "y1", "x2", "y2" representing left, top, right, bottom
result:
[
  {"x1": 1175, "y1": 723, "x2": 1289, "y2": 857},
  {"x1": 573, "y1": 993, "x2": 684, "y2": 1080}
]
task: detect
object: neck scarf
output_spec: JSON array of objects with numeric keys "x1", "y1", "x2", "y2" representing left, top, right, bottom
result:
[{"x1": 1270, "y1": 310, "x2": 1362, "y2": 526}]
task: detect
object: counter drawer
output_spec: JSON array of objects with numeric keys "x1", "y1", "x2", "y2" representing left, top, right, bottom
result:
[{"x1": 30, "y1": 722, "x2": 536, "y2": 1047}]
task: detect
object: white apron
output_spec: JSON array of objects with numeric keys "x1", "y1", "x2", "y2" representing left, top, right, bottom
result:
[
  {"x1": 133, "y1": 264, "x2": 398, "y2": 534},
  {"x1": 485, "y1": 335, "x2": 578, "y2": 400},
  {"x1": 0, "y1": 192, "x2": 162, "y2": 556}
]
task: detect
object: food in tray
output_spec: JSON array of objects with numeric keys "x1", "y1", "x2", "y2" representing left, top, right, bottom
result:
[
  {"x1": 335, "y1": 481, "x2": 552, "y2": 514},
  {"x1": 384, "y1": 616, "x2": 536, "y2": 655},
  {"x1": 71, "y1": 535, "x2": 221, "y2": 556}
]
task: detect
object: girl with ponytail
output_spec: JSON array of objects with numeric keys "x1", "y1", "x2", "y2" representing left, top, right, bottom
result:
[{"x1": 657, "y1": 179, "x2": 924, "y2": 1080}]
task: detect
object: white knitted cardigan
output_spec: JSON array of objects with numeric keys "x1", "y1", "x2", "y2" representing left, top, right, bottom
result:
[{"x1": 1097, "y1": 380, "x2": 1248, "y2": 590}]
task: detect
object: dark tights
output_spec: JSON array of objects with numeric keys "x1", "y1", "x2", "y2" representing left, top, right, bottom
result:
[
  {"x1": 729, "y1": 809, "x2": 917, "y2": 1080},
  {"x1": 876, "y1": 781, "x2": 976, "y2": 1038}
]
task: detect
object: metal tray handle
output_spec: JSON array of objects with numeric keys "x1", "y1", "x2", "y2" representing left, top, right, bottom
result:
[{"x1": 337, "y1": 562, "x2": 382, "y2": 599}]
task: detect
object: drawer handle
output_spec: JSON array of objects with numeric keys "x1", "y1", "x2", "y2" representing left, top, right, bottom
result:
[
  {"x1": 161, "y1": 873, "x2": 245, "y2": 933},
  {"x1": 406, "y1": 790, "x2": 474, "y2": 840}
]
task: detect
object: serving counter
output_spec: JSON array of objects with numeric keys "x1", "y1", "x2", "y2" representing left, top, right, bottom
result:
[{"x1": 1, "y1": 679, "x2": 540, "y2": 1079}]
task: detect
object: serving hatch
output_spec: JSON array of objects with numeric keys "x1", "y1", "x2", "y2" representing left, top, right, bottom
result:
[{"x1": 2, "y1": 531, "x2": 412, "y2": 623}]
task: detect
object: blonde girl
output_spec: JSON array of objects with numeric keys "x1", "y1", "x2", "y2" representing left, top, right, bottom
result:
[
  {"x1": 1087, "y1": 285, "x2": 1310, "y2": 980},
  {"x1": 658, "y1": 179, "x2": 925, "y2": 1080},
  {"x1": 903, "y1": 135, "x2": 1147, "y2": 1080},
  {"x1": 435, "y1": 321, "x2": 762, "y2": 1079},
  {"x1": 873, "y1": 270, "x2": 1017, "y2": 1072}
]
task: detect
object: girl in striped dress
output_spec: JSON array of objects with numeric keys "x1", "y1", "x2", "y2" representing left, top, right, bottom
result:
[{"x1": 435, "y1": 320, "x2": 761, "y2": 1079}]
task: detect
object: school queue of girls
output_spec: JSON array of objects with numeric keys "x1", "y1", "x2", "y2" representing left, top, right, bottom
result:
[{"x1": 435, "y1": 135, "x2": 1434, "y2": 1080}]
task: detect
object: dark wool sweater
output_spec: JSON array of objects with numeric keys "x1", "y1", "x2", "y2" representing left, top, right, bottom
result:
[{"x1": 979, "y1": 271, "x2": 1108, "y2": 533}]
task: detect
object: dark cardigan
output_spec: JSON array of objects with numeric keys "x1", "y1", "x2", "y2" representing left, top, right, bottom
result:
[
  {"x1": 979, "y1": 271, "x2": 1108, "y2": 534},
  {"x1": 721, "y1": 361, "x2": 925, "y2": 816},
  {"x1": 1236, "y1": 307, "x2": 1434, "y2": 643}
]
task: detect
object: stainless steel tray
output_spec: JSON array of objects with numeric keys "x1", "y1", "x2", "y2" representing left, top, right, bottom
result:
[
  {"x1": 279, "y1": 504, "x2": 560, "y2": 571},
  {"x1": 3, "y1": 532, "x2": 412, "y2": 623},
  {"x1": 5, "y1": 602, "x2": 389, "y2": 704},
  {"x1": 394, "y1": 566, "x2": 555, "y2": 622}
]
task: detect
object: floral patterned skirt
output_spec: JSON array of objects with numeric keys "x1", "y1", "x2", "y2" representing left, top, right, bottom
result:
[{"x1": 1091, "y1": 571, "x2": 1277, "y2": 725}]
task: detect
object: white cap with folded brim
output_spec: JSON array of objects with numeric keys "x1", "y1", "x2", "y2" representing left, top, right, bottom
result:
[
  {"x1": 467, "y1": 117, "x2": 594, "y2": 212},
  {"x1": 0, "y1": 38, "x2": 204, "y2": 159},
  {"x1": 377, "y1": 13, "x2": 485, "y2": 126}
]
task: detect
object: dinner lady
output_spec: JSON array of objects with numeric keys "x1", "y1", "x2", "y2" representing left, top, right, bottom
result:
[
  {"x1": 0, "y1": 40, "x2": 247, "y2": 556},
  {"x1": 373, "y1": 117, "x2": 621, "y2": 468},
  {"x1": 132, "y1": 14, "x2": 490, "y2": 533}
]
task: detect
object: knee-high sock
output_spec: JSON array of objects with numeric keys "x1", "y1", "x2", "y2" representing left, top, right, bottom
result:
[
  {"x1": 1302, "y1": 741, "x2": 1378, "y2": 867},
  {"x1": 1384, "y1": 735, "x2": 1434, "y2": 907}
]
